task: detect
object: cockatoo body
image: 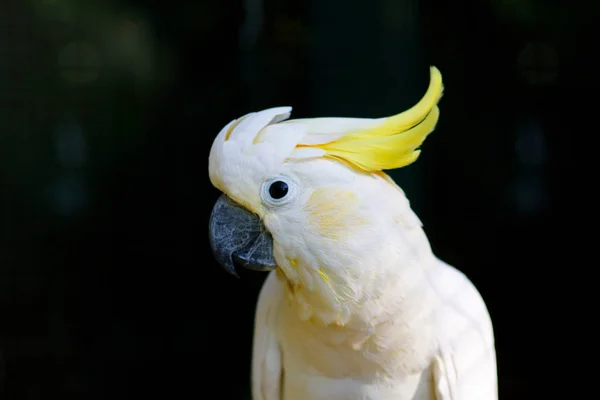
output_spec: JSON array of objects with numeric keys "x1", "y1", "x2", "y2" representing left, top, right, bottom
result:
[{"x1": 208, "y1": 67, "x2": 497, "y2": 400}]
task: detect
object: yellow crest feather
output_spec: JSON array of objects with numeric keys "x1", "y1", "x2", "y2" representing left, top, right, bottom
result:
[{"x1": 304, "y1": 66, "x2": 444, "y2": 172}]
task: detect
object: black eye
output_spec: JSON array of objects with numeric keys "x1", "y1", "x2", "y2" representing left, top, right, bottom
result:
[{"x1": 268, "y1": 180, "x2": 289, "y2": 200}]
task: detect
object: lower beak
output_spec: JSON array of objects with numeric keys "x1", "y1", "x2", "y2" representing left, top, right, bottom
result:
[{"x1": 208, "y1": 194, "x2": 277, "y2": 277}]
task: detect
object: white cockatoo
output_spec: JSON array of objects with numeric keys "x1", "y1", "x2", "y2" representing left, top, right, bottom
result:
[{"x1": 208, "y1": 67, "x2": 497, "y2": 400}]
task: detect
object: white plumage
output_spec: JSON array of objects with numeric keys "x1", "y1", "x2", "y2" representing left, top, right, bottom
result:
[{"x1": 208, "y1": 69, "x2": 498, "y2": 399}]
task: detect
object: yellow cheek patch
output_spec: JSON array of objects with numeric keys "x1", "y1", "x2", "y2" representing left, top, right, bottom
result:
[{"x1": 304, "y1": 188, "x2": 366, "y2": 240}]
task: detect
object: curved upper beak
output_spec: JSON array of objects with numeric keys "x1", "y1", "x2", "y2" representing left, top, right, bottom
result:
[{"x1": 208, "y1": 194, "x2": 277, "y2": 277}]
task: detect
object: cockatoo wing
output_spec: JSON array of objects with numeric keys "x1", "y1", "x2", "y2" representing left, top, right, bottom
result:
[
  {"x1": 251, "y1": 271, "x2": 285, "y2": 400},
  {"x1": 429, "y1": 258, "x2": 498, "y2": 400}
]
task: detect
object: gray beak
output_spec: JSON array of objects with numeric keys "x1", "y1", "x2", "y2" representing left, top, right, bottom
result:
[{"x1": 209, "y1": 194, "x2": 277, "y2": 277}]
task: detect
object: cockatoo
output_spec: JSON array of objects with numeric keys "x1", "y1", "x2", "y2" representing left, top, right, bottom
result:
[{"x1": 208, "y1": 67, "x2": 497, "y2": 400}]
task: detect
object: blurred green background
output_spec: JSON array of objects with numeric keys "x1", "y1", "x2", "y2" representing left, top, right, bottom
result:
[{"x1": 0, "y1": 0, "x2": 594, "y2": 398}]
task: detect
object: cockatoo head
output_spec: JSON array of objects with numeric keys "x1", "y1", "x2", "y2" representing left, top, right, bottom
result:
[{"x1": 208, "y1": 67, "x2": 443, "y2": 322}]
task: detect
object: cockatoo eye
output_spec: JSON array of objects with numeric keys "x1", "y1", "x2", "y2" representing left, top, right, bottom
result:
[
  {"x1": 261, "y1": 176, "x2": 297, "y2": 207},
  {"x1": 268, "y1": 181, "x2": 288, "y2": 199}
]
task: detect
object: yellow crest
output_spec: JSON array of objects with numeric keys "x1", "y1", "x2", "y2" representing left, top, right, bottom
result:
[{"x1": 298, "y1": 66, "x2": 444, "y2": 172}]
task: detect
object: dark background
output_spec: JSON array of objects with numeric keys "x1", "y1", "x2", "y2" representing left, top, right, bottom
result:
[{"x1": 0, "y1": 0, "x2": 594, "y2": 399}]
